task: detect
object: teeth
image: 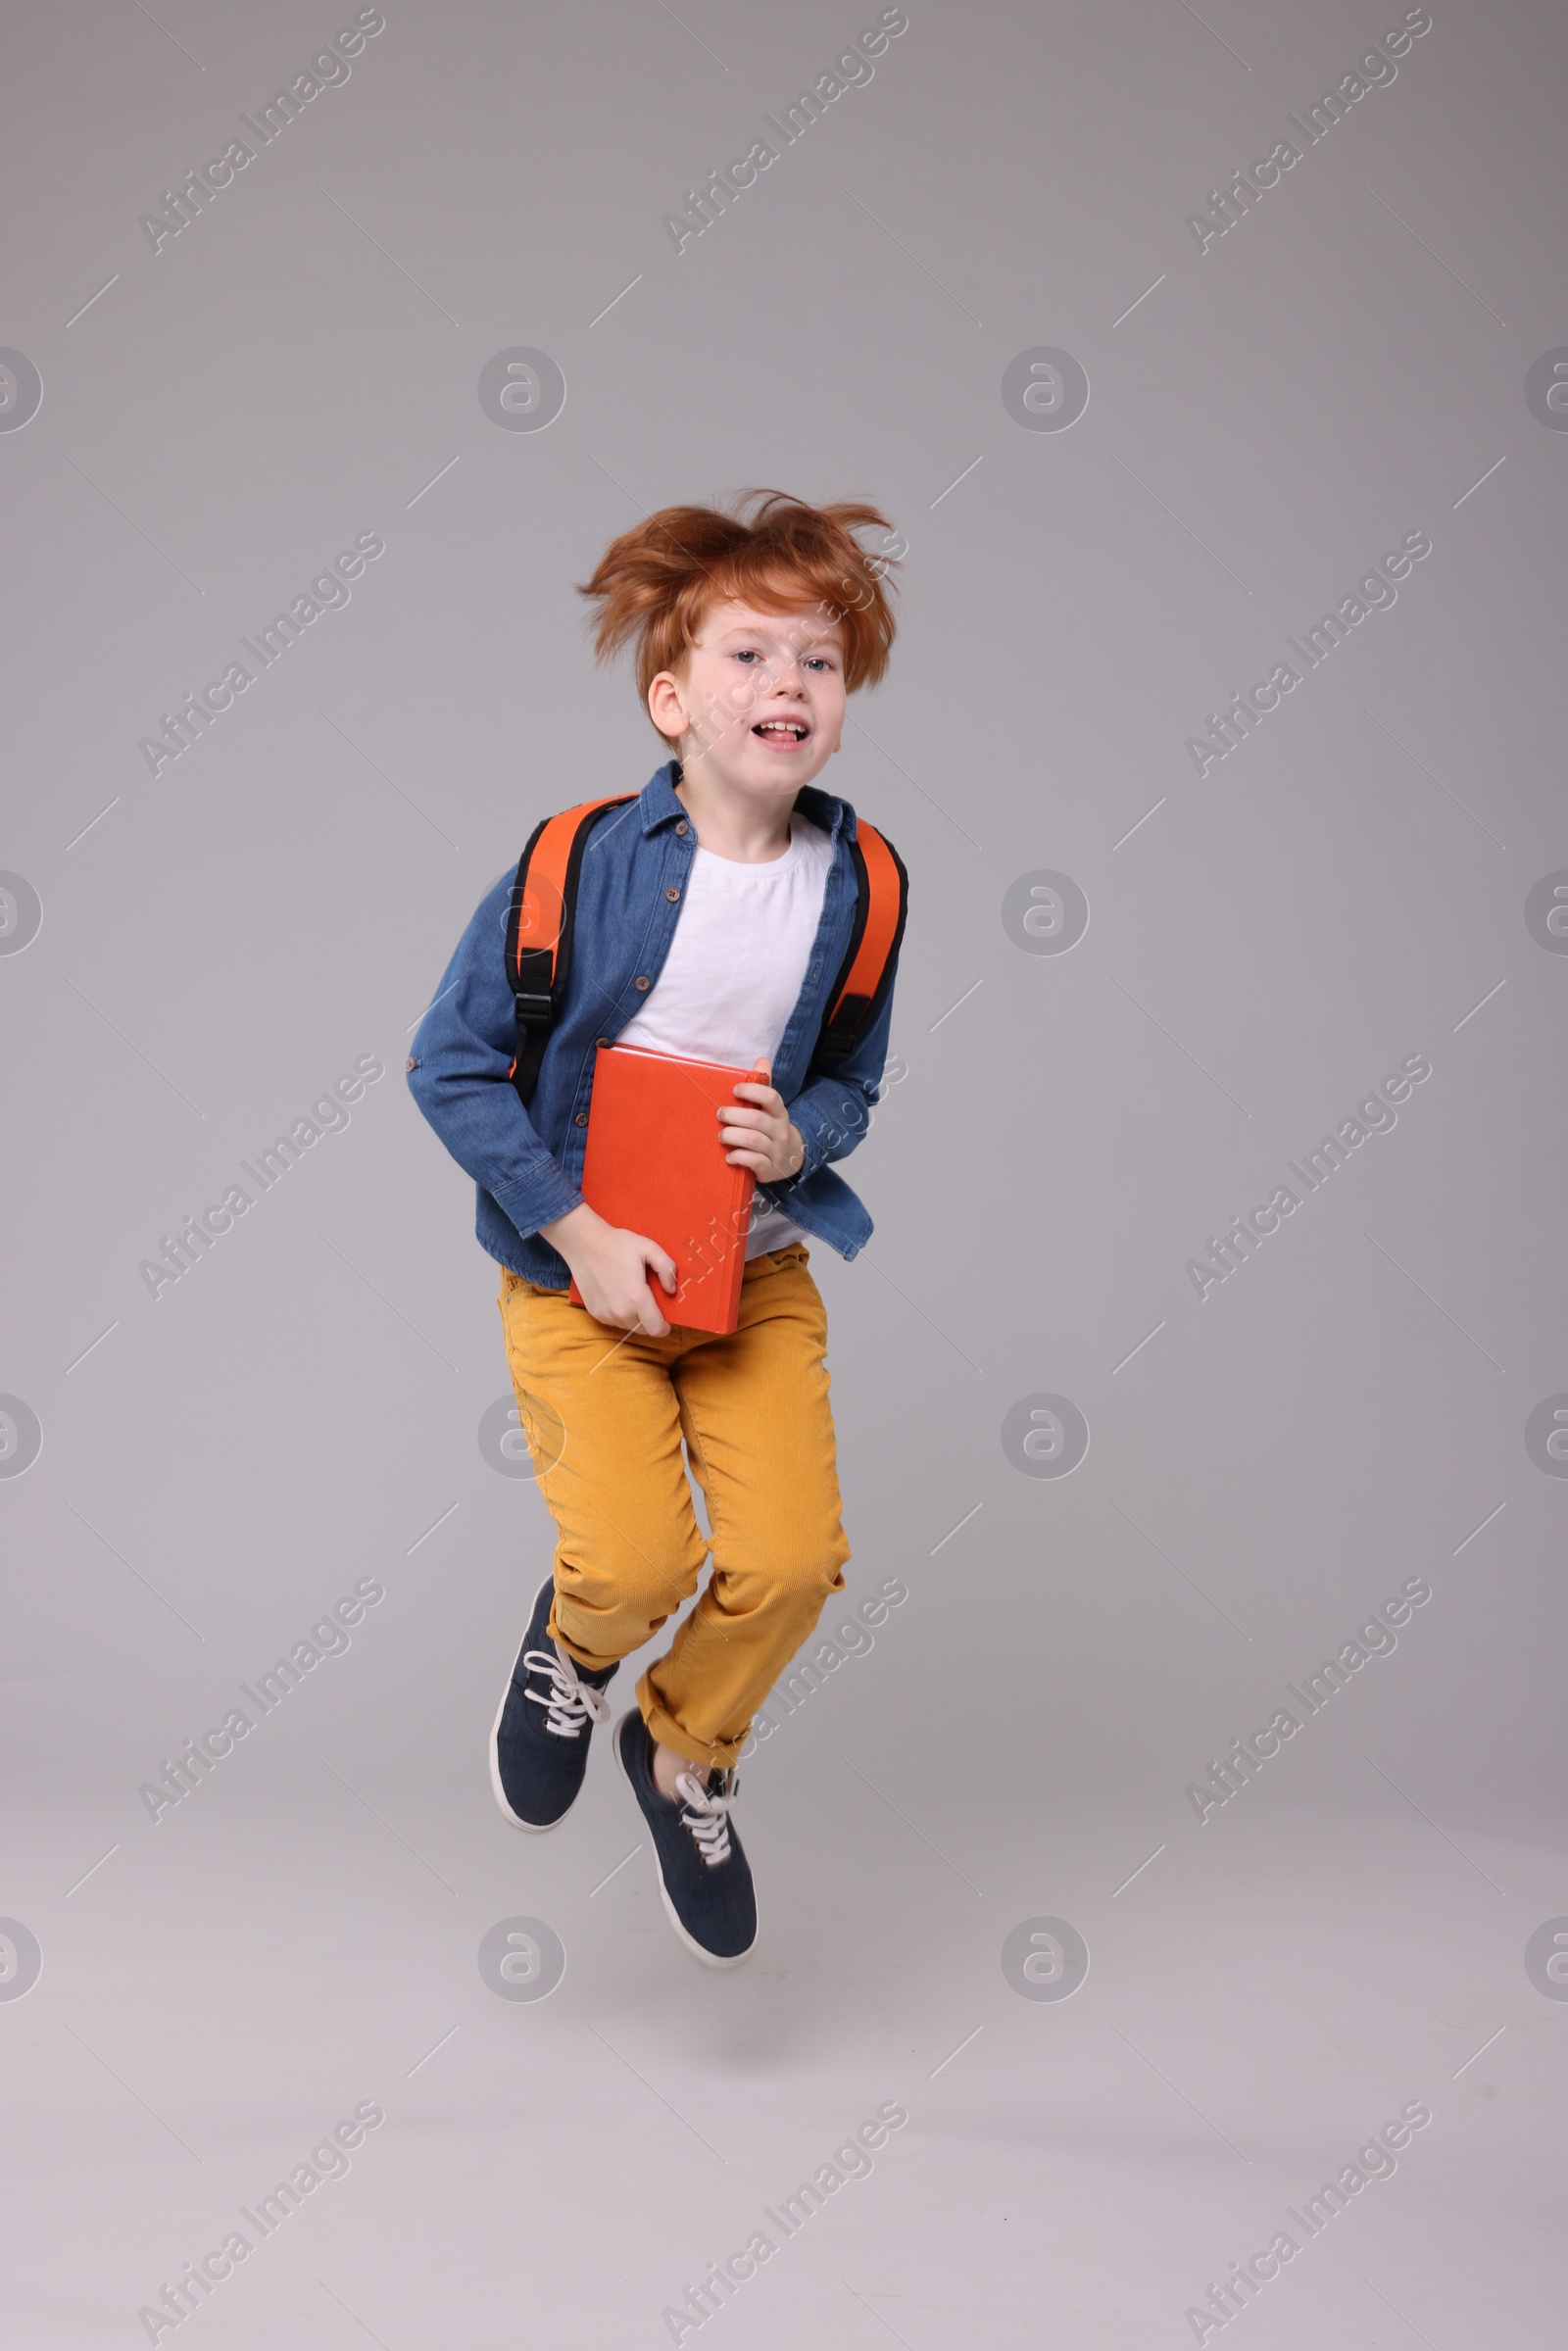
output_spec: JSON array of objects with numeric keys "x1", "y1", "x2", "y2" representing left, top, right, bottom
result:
[{"x1": 757, "y1": 721, "x2": 805, "y2": 737}]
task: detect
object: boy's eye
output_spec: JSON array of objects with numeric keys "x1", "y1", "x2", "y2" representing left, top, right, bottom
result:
[{"x1": 729, "y1": 647, "x2": 837, "y2": 670}]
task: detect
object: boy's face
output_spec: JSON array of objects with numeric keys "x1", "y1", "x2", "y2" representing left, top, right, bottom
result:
[{"x1": 648, "y1": 598, "x2": 847, "y2": 798}]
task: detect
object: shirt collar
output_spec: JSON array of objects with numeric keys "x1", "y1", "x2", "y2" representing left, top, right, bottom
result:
[{"x1": 637, "y1": 759, "x2": 857, "y2": 843}]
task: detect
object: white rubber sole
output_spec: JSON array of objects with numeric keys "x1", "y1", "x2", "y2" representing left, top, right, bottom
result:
[
  {"x1": 488, "y1": 1580, "x2": 581, "y2": 1835},
  {"x1": 612, "y1": 1708, "x2": 757, "y2": 1970}
]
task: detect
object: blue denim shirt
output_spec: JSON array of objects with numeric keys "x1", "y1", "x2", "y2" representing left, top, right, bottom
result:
[{"x1": 406, "y1": 760, "x2": 903, "y2": 1288}]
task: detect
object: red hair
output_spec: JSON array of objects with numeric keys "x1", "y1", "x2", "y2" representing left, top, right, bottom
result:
[{"x1": 577, "y1": 489, "x2": 901, "y2": 713}]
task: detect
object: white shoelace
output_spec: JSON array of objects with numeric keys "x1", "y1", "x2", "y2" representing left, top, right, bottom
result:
[
  {"x1": 521, "y1": 1647, "x2": 612, "y2": 1739},
  {"x1": 673, "y1": 1770, "x2": 737, "y2": 1867}
]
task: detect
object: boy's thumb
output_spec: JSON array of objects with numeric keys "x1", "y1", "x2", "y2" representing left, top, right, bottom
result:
[{"x1": 752, "y1": 1056, "x2": 771, "y2": 1082}]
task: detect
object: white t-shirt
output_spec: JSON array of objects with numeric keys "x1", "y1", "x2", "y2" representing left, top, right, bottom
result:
[{"x1": 615, "y1": 814, "x2": 835, "y2": 1257}]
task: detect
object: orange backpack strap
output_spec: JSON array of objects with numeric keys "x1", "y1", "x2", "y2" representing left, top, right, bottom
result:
[
  {"x1": 505, "y1": 796, "x2": 635, "y2": 1103},
  {"x1": 810, "y1": 818, "x2": 908, "y2": 1078}
]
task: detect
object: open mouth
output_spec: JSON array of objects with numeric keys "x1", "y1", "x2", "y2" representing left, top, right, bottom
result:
[{"x1": 752, "y1": 719, "x2": 810, "y2": 746}]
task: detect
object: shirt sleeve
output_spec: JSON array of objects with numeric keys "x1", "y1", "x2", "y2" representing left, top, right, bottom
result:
[
  {"x1": 762, "y1": 960, "x2": 900, "y2": 1201},
  {"x1": 405, "y1": 873, "x2": 585, "y2": 1240}
]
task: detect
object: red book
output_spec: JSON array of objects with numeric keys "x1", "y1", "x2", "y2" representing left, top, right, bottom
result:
[{"x1": 567, "y1": 1045, "x2": 758, "y2": 1334}]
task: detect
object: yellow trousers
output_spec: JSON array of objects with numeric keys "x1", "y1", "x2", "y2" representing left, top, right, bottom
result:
[{"x1": 497, "y1": 1243, "x2": 851, "y2": 1770}]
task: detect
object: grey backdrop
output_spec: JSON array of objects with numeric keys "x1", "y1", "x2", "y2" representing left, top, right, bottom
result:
[{"x1": 3, "y1": 2, "x2": 1565, "y2": 2345}]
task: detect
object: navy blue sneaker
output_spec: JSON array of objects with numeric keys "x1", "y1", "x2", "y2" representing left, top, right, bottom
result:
[
  {"x1": 614, "y1": 1707, "x2": 757, "y2": 1967},
  {"x1": 489, "y1": 1578, "x2": 617, "y2": 1832}
]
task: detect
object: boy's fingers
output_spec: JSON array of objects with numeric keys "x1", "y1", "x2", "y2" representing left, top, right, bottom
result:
[{"x1": 634, "y1": 1280, "x2": 669, "y2": 1331}]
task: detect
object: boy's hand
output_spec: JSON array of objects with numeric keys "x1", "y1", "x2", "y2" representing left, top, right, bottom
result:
[
  {"x1": 538, "y1": 1203, "x2": 677, "y2": 1336},
  {"x1": 719, "y1": 1058, "x2": 806, "y2": 1184}
]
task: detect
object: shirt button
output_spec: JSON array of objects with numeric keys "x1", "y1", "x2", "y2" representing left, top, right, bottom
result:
[
  {"x1": 575, "y1": 1112, "x2": 588, "y2": 1127},
  {"x1": 595, "y1": 1036, "x2": 610, "y2": 1049},
  {"x1": 405, "y1": 1056, "x2": 417, "y2": 1072},
  {"x1": 675, "y1": 819, "x2": 688, "y2": 835},
  {"x1": 634, "y1": 975, "x2": 651, "y2": 991},
  {"x1": 665, "y1": 885, "x2": 681, "y2": 902}
]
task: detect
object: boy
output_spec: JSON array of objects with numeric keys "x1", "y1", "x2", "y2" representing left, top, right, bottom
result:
[{"x1": 407, "y1": 490, "x2": 906, "y2": 1966}]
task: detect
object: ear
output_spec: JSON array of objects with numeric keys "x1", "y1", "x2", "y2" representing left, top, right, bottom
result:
[{"x1": 646, "y1": 668, "x2": 690, "y2": 741}]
